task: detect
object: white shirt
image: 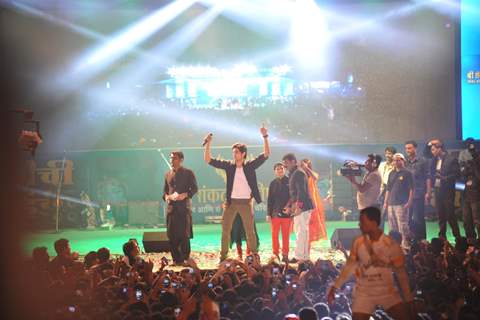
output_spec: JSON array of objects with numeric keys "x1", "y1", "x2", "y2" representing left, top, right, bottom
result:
[
  {"x1": 231, "y1": 167, "x2": 252, "y2": 199},
  {"x1": 350, "y1": 234, "x2": 404, "y2": 296},
  {"x1": 435, "y1": 158, "x2": 442, "y2": 188},
  {"x1": 378, "y1": 161, "x2": 395, "y2": 193},
  {"x1": 357, "y1": 170, "x2": 382, "y2": 210}
]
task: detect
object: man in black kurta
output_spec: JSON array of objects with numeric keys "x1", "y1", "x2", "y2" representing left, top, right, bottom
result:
[{"x1": 163, "y1": 151, "x2": 198, "y2": 265}]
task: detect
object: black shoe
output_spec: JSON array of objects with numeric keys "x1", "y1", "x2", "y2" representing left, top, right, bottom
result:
[
  {"x1": 282, "y1": 255, "x2": 289, "y2": 263},
  {"x1": 289, "y1": 258, "x2": 298, "y2": 263}
]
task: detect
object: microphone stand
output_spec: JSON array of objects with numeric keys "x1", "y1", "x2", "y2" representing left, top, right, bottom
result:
[{"x1": 55, "y1": 150, "x2": 67, "y2": 233}]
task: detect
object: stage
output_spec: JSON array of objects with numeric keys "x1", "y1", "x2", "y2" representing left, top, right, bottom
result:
[{"x1": 23, "y1": 221, "x2": 462, "y2": 270}]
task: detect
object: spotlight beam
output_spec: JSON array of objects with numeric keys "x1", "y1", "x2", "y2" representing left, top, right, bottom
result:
[{"x1": 106, "y1": 3, "x2": 225, "y2": 92}]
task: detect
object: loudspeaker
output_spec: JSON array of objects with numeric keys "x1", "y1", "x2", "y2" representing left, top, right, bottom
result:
[
  {"x1": 128, "y1": 201, "x2": 160, "y2": 225},
  {"x1": 142, "y1": 232, "x2": 170, "y2": 253},
  {"x1": 330, "y1": 228, "x2": 361, "y2": 250}
]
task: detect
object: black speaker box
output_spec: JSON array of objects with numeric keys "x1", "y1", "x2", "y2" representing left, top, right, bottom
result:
[
  {"x1": 142, "y1": 231, "x2": 170, "y2": 253},
  {"x1": 330, "y1": 228, "x2": 361, "y2": 250}
]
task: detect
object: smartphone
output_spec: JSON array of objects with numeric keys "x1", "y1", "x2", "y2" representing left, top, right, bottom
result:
[
  {"x1": 208, "y1": 282, "x2": 214, "y2": 289},
  {"x1": 334, "y1": 293, "x2": 340, "y2": 299},
  {"x1": 273, "y1": 267, "x2": 279, "y2": 274},
  {"x1": 161, "y1": 257, "x2": 169, "y2": 265},
  {"x1": 292, "y1": 283, "x2": 298, "y2": 289},
  {"x1": 247, "y1": 255, "x2": 254, "y2": 263},
  {"x1": 163, "y1": 279, "x2": 170, "y2": 287},
  {"x1": 174, "y1": 307, "x2": 181, "y2": 316},
  {"x1": 188, "y1": 267, "x2": 194, "y2": 274},
  {"x1": 135, "y1": 290, "x2": 143, "y2": 301},
  {"x1": 68, "y1": 306, "x2": 76, "y2": 313},
  {"x1": 172, "y1": 282, "x2": 178, "y2": 289},
  {"x1": 416, "y1": 290, "x2": 422, "y2": 295},
  {"x1": 122, "y1": 287, "x2": 128, "y2": 294},
  {"x1": 225, "y1": 262, "x2": 231, "y2": 268},
  {"x1": 271, "y1": 288, "x2": 278, "y2": 299}
]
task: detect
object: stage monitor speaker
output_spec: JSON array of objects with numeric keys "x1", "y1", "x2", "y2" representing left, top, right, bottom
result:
[
  {"x1": 142, "y1": 231, "x2": 170, "y2": 253},
  {"x1": 330, "y1": 228, "x2": 361, "y2": 250},
  {"x1": 128, "y1": 201, "x2": 160, "y2": 225}
]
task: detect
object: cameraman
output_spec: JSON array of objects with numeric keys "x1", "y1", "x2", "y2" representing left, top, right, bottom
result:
[
  {"x1": 345, "y1": 154, "x2": 383, "y2": 211},
  {"x1": 459, "y1": 138, "x2": 480, "y2": 243}
]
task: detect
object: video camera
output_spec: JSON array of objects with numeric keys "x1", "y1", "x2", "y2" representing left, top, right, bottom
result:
[{"x1": 338, "y1": 160, "x2": 364, "y2": 177}]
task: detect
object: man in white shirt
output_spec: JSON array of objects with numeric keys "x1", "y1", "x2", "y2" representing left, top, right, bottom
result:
[
  {"x1": 345, "y1": 154, "x2": 383, "y2": 211},
  {"x1": 327, "y1": 207, "x2": 414, "y2": 320},
  {"x1": 378, "y1": 146, "x2": 397, "y2": 229},
  {"x1": 204, "y1": 126, "x2": 270, "y2": 262}
]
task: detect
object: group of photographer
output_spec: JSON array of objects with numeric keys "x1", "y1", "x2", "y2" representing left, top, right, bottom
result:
[{"x1": 345, "y1": 138, "x2": 480, "y2": 250}]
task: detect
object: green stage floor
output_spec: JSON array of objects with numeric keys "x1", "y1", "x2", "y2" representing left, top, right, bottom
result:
[{"x1": 23, "y1": 221, "x2": 464, "y2": 257}]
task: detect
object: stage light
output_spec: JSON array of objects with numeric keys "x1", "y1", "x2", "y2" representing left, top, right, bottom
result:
[
  {"x1": 231, "y1": 63, "x2": 258, "y2": 76},
  {"x1": 289, "y1": 0, "x2": 329, "y2": 70},
  {"x1": 272, "y1": 65, "x2": 292, "y2": 76},
  {"x1": 347, "y1": 74, "x2": 354, "y2": 84}
]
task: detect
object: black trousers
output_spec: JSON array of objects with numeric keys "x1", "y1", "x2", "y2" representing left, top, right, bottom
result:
[
  {"x1": 409, "y1": 197, "x2": 427, "y2": 240},
  {"x1": 169, "y1": 236, "x2": 191, "y2": 264},
  {"x1": 435, "y1": 189, "x2": 461, "y2": 239},
  {"x1": 166, "y1": 201, "x2": 192, "y2": 264}
]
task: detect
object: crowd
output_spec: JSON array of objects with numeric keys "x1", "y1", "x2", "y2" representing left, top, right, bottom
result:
[
  {"x1": 25, "y1": 233, "x2": 480, "y2": 320},
  {"x1": 79, "y1": 94, "x2": 366, "y2": 150}
]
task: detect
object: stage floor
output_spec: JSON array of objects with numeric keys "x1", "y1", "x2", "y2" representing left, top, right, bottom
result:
[{"x1": 23, "y1": 221, "x2": 463, "y2": 269}]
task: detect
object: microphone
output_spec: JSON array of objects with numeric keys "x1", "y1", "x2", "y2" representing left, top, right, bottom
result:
[{"x1": 202, "y1": 133, "x2": 213, "y2": 147}]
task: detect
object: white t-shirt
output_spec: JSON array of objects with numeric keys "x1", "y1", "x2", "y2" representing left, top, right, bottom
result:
[
  {"x1": 435, "y1": 158, "x2": 442, "y2": 188},
  {"x1": 350, "y1": 234, "x2": 404, "y2": 296},
  {"x1": 378, "y1": 161, "x2": 394, "y2": 193},
  {"x1": 357, "y1": 171, "x2": 382, "y2": 210},
  {"x1": 231, "y1": 167, "x2": 252, "y2": 199}
]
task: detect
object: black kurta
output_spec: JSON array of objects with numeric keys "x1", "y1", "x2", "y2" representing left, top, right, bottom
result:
[{"x1": 163, "y1": 166, "x2": 198, "y2": 240}]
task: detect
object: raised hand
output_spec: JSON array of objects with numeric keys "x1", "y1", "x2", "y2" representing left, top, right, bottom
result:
[{"x1": 260, "y1": 124, "x2": 268, "y2": 137}]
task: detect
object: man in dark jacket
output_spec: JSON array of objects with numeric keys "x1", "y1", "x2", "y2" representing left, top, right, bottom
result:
[
  {"x1": 431, "y1": 141, "x2": 461, "y2": 240},
  {"x1": 267, "y1": 162, "x2": 292, "y2": 262},
  {"x1": 204, "y1": 126, "x2": 270, "y2": 262},
  {"x1": 282, "y1": 153, "x2": 313, "y2": 262}
]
